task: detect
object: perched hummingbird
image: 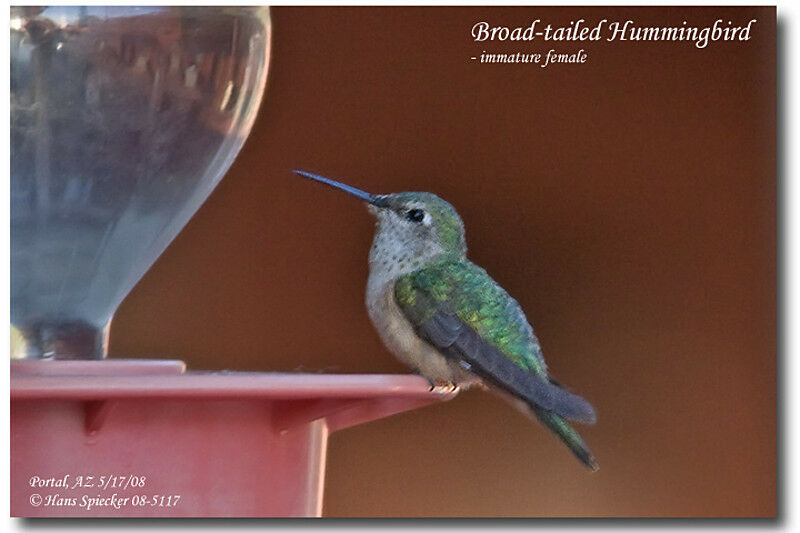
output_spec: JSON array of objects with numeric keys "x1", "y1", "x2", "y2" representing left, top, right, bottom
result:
[{"x1": 294, "y1": 170, "x2": 598, "y2": 470}]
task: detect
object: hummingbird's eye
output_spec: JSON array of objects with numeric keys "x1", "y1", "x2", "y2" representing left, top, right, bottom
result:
[{"x1": 406, "y1": 209, "x2": 425, "y2": 223}]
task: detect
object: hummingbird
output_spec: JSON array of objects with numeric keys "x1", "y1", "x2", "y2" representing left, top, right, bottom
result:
[{"x1": 294, "y1": 170, "x2": 598, "y2": 470}]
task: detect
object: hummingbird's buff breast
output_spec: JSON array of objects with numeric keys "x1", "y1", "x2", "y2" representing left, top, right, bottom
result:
[{"x1": 366, "y1": 277, "x2": 475, "y2": 384}]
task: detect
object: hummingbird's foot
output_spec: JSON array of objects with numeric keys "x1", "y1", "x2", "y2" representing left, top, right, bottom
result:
[
  {"x1": 427, "y1": 380, "x2": 460, "y2": 394},
  {"x1": 440, "y1": 382, "x2": 461, "y2": 394}
]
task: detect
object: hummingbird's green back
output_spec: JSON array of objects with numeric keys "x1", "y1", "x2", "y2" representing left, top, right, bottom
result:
[
  {"x1": 395, "y1": 259, "x2": 547, "y2": 376},
  {"x1": 394, "y1": 258, "x2": 597, "y2": 469}
]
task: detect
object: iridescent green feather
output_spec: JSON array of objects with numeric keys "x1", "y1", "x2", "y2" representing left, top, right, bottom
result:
[
  {"x1": 394, "y1": 259, "x2": 547, "y2": 376},
  {"x1": 395, "y1": 260, "x2": 597, "y2": 470}
]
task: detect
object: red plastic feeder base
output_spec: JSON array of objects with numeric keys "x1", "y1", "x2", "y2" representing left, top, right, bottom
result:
[{"x1": 10, "y1": 360, "x2": 455, "y2": 517}]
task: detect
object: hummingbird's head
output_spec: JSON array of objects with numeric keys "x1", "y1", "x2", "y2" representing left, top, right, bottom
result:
[
  {"x1": 294, "y1": 171, "x2": 467, "y2": 260},
  {"x1": 365, "y1": 191, "x2": 466, "y2": 258}
]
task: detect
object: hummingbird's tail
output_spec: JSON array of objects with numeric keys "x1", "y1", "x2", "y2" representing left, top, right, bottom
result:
[
  {"x1": 533, "y1": 406, "x2": 598, "y2": 471},
  {"x1": 497, "y1": 389, "x2": 598, "y2": 470}
]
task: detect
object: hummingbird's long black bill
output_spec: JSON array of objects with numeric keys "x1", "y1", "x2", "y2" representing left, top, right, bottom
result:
[{"x1": 293, "y1": 170, "x2": 387, "y2": 207}]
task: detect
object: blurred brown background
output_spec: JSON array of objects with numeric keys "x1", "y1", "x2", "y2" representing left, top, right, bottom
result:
[{"x1": 110, "y1": 6, "x2": 776, "y2": 517}]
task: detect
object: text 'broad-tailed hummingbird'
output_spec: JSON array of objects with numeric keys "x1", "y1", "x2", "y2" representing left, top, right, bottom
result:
[{"x1": 294, "y1": 170, "x2": 598, "y2": 470}]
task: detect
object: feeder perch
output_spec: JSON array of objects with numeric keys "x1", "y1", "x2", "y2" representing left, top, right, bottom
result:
[{"x1": 11, "y1": 360, "x2": 456, "y2": 517}]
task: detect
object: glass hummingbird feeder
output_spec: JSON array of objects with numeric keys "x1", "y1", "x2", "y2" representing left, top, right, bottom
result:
[{"x1": 10, "y1": 6, "x2": 271, "y2": 359}]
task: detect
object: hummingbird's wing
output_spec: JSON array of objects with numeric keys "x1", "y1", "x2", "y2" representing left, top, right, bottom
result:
[
  {"x1": 394, "y1": 259, "x2": 596, "y2": 426},
  {"x1": 395, "y1": 260, "x2": 598, "y2": 469}
]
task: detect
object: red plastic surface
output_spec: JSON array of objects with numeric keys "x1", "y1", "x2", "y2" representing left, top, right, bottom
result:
[{"x1": 10, "y1": 360, "x2": 455, "y2": 517}]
